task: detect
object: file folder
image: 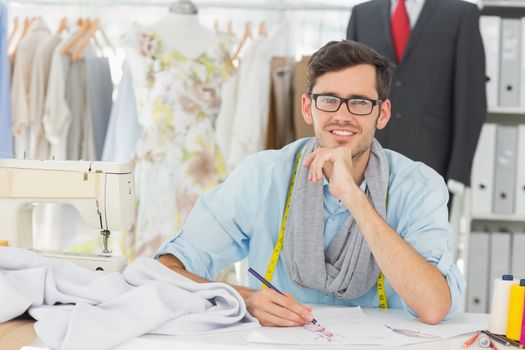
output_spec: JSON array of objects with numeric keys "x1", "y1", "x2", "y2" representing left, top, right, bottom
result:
[
  {"x1": 516, "y1": 125, "x2": 525, "y2": 217},
  {"x1": 471, "y1": 124, "x2": 496, "y2": 216},
  {"x1": 480, "y1": 16, "x2": 501, "y2": 108},
  {"x1": 490, "y1": 232, "x2": 511, "y2": 299},
  {"x1": 467, "y1": 232, "x2": 490, "y2": 313},
  {"x1": 500, "y1": 18, "x2": 521, "y2": 107},
  {"x1": 493, "y1": 125, "x2": 517, "y2": 215},
  {"x1": 512, "y1": 232, "x2": 525, "y2": 280}
]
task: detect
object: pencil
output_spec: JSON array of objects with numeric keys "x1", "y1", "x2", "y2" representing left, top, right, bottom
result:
[
  {"x1": 248, "y1": 267, "x2": 318, "y2": 325},
  {"x1": 489, "y1": 339, "x2": 500, "y2": 350},
  {"x1": 463, "y1": 331, "x2": 481, "y2": 348},
  {"x1": 483, "y1": 330, "x2": 524, "y2": 348}
]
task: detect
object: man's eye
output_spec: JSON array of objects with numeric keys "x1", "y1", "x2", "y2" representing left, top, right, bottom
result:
[
  {"x1": 350, "y1": 99, "x2": 369, "y2": 106},
  {"x1": 320, "y1": 97, "x2": 339, "y2": 104}
]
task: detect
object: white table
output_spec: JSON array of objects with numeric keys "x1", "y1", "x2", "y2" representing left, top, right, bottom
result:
[{"x1": 22, "y1": 309, "x2": 507, "y2": 350}]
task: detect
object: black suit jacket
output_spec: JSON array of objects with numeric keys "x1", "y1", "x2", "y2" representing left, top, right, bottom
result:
[{"x1": 347, "y1": 0, "x2": 486, "y2": 186}]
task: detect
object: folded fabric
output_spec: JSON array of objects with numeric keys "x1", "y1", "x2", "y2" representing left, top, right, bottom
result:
[{"x1": 0, "y1": 247, "x2": 259, "y2": 350}]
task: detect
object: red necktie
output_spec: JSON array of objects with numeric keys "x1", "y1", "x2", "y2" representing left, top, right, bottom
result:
[{"x1": 391, "y1": 0, "x2": 410, "y2": 64}]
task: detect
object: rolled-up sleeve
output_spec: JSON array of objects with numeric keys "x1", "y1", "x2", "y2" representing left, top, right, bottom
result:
[{"x1": 389, "y1": 167, "x2": 466, "y2": 319}]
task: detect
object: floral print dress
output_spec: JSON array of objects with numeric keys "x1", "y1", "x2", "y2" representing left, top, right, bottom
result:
[{"x1": 127, "y1": 27, "x2": 235, "y2": 258}]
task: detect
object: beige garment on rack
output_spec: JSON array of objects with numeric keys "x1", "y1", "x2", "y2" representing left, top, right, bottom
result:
[
  {"x1": 293, "y1": 55, "x2": 314, "y2": 140},
  {"x1": 10, "y1": 18, "x2": 50, "y2": 159},
  {"x1": 28, "y1": 32, "x2": 62, "y2": 160},
  {"x1": 266, "y1": 56, "x2": 295, "y2": 150},
  {"x1": 43, "y1": 36, "x2": 95, "y2": 160}
]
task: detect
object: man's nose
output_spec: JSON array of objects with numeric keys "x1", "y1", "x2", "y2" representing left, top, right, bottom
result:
[{"x1": 333, "y1": 104, "x2": 357, "y2": 122}]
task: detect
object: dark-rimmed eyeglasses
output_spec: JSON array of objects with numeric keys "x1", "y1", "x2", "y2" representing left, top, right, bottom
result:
[{"x1": 311, "y1": 94, "x2": 382, "y2": 115}]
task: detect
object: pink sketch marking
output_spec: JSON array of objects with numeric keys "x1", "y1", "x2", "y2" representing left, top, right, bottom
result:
[{"x1": 304, "y1": 323, "x2": 334, "y2": 338}]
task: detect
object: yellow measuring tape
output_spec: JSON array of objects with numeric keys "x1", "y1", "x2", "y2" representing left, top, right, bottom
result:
[
  {"x1": 263, "y1": 150, "x2": 302, "y2": 287},
  {"x1": 263, "y1": 148, "x2": 389, "y2": 309}
]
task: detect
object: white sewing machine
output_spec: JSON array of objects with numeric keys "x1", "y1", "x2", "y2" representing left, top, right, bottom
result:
[{"x1": 0, "y1": 159, "x2": 135, "y2": 272}]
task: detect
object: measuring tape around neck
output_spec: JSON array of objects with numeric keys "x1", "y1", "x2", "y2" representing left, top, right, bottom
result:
[{"x1": 262, "y1": 147, "x2": 389, "y2": 309}]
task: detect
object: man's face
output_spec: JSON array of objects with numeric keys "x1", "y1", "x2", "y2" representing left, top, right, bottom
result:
[{"x1": 301, "y1": 64, "x2": 391, "y2": 160}]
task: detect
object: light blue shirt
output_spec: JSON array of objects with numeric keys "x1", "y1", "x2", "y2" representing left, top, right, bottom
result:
[
  {"x1": 101, "y1": 61, "x2": 142, "y2": 162},
  {"x1": 0, "y1": 1, "x2": 13, "y2": 158},
  {"x1": 155, "y1": 138, "x2": 465, "y2": 319}
]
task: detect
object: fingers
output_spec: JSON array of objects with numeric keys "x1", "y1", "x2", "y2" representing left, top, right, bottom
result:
[
  {"x1": 305, "y1": 147, "x2": 353, "y2": 184},
  {"x1": 302, "y1": 152, "x2": 316, "y2": 167},
  {"x1": 247, "y1": 289, "x2": 314, "y2": 327},
  {"x1": 255, "y1": 310, "x2": 304, "y2": 327},
  {"x1": 306, "y1": 149, "x2": 329, "y2": 183}
]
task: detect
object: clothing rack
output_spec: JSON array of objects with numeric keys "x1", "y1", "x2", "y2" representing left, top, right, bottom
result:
[{"x1": 6, "y1": 0, "x2": 353, "y2": 12}]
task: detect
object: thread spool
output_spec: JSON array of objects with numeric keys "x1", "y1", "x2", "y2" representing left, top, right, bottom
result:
[
  {"x1": 479, "y1": 336, "x2": 491, "y2": 348},
  {"x1": 0, "y1": 240, "x2": 8, "y2": 246},
  {"x1": 506, "y1": 279, "x2": 525, "y2": 341},
  {"x1": 521, "y1": 291, "x2": 525, "y2": 346},
  {"x1": 490, "y1": 274, "x2": 517, "y2": 334}
]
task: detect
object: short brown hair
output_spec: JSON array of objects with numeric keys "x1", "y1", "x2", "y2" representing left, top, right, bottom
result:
[{"x1": 307, "y1": 40, "x2": 392, "y2": 100}]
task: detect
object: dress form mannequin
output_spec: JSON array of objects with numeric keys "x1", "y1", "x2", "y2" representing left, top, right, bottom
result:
[
  {"x1": 126, "y1": 0, "x2": 234, "y2": 258},
  {"x1": 150, "y1": 1, "x2": 215, "y2": 59}
]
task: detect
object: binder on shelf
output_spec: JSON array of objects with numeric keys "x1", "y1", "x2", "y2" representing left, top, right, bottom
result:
[
  {"x1": 471, "y1": 123, "x2": 496, "y2": 216},
  {"x1": 467, "y1": 231, "x2": 490, "y2": 313},
  {"x1": 516, "y1": 125, "x2": 525, "y2": 217},
  {"x1": 481, "y1": 16, "x2": 501, "y2": 108},
  {"x1": 500, "y1": 18, "x2": 521, "y2": 107},
  {"x1": 493, "y1": 125, "x2": 518, "y2": 215},
  {"x1": 521, "y1": 17, "x2": 525, "y2": 108},
  {"x1": 489, "y1": 232, "x2": 512, "y2": 298},
  {"x1": 512, "y1": 232, "x2": 525, "y2": 280}
]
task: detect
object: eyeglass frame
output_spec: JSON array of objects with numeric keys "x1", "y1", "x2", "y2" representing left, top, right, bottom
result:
[{"x1": 310, "y1": 93, "x2": 383, "y2": 116}]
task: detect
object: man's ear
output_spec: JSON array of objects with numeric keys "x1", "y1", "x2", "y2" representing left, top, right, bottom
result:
[
  {"x1": 376, "y1": 99, "x2": 391, "y2": 130},
  {"x1": 302, "y1": 94, "x2": 313, "y2": 125}
]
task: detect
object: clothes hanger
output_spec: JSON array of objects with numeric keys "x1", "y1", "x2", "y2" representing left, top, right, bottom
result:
[
  {"x1": 7, "y1": 16, "x2": 19, "y2": 49},
  {"x1": 258, "y1": 21, "x2": 268, "y2": 38},
  {"x1": 227, "y1": 20, "x2": 236, "y2": 38},
  {"x1": 232, "y1": 21, "x2": 252, "y2": 61},
  {"x1": 21, "y1": 17, "x2": 32, "y2": 38},
  {"x1": 71, "y1": 19, "x2": 99, "y2": 61},
  {"x1": 57, "y1": 17, "x2": 69, "y2": 34},
  {"x1": 61, "y1": 18, "x2": 90, "y2": 55}
]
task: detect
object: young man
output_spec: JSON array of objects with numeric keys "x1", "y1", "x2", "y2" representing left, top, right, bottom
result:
[{"x1": 155, "y1": 40, "x2": 464, "y2": 327}]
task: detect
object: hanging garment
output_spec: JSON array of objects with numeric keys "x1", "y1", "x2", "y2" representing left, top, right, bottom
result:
[
  {"x1": 65, "y1": 60, "x2": 89, "y2": 160},
  {"x1": 227, "y1": 24, "x2": 289, "y2": 171},
  {"x1": 10, "y1": 18, "x2": 50, "y2": 159},
  {"x1": 0, "y1": 247, "x2": 259, "y2": 350},
  {"x1": 127, "y1": 27, "x2": 234, "y2": 258},
  {"x1": 0, "y1": 1, "x2": 12, "y2": 158},
  {"x1": 85, "y1": 56, "x2": 113, "y2": 161},
  {"x1": 28, "y1": 32, "x2": 62, "y2": 160},
  {"x1": 43, "y1": 37, "x2": 95, "y2": 160},
  {"x1": 267, "y1": 57, "x2": 295, "y2": 149},
  {"x1": 101, "y1": 61, "x2": 142, "y2": 162}
]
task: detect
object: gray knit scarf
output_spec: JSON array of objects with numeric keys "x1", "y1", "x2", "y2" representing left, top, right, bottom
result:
[{"x1": 282, "y1": 138, "x2": 389, "y2": 300}]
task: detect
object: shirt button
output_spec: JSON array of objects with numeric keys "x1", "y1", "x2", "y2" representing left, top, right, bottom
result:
[
  {"x1": 394, "y1": 80, "x2": 402, "y2": 87},
  {"x1": 395, "y1": 112, "x2": 402, "y2": 119}
]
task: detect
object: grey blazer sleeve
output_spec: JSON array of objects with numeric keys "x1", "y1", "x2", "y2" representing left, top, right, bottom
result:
[{"x1": 447, "y1": 4, "x2": 486, "y2": 185}]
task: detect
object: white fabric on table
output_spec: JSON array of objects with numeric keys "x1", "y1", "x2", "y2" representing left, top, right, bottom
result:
[{"x1": 0, "y1": 247, "x2": 259, "y2": 350}]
